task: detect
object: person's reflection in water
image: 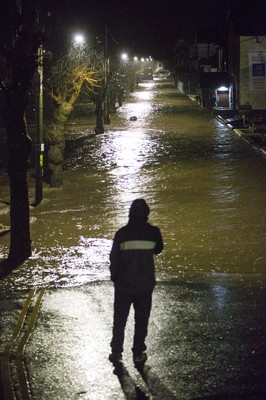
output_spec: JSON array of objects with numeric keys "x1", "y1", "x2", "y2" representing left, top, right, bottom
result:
[{"x1": 108, "y1": 199, "x2": 164, "y2": 364}]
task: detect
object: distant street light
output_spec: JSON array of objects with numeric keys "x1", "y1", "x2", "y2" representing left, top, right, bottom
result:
[{"x1": 121, "y1": 53, "x2": 128, "y2": 61}]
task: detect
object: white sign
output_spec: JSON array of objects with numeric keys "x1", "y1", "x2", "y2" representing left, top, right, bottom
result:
[{"x1": 249, "y1": 50, "x2": 266, "y2": 90}]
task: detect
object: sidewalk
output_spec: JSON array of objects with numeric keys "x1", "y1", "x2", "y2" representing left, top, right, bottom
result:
[
  {"x1": 216, "y1": 115, "x2": 266, "y2": 157},
  {"x1": 187, "y1": 94, "x2": 266, "y2": 157}
]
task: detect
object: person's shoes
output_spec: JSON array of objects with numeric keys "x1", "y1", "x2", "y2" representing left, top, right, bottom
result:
[
  {"x1": 133, "y1": 352, "x2": 147, "y2": 364},
  {"x1": 108, "y1": 352, "x2": 122, "y2": 363}
]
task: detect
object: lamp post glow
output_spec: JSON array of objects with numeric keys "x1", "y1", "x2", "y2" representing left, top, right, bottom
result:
[
  {"x1": 73, "y1": 34, "x2": 85, "y2": 46},
  {"x1": 73, "y1": 33, "x2": 86, "y2": 62},
  {"x1": 121, "y1": 53, "x2": 128, "y2": 61}
]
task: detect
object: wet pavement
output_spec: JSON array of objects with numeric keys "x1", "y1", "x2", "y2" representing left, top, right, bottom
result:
[
  {"x1": 0, "y1": 280, "x2": 265, "y2": 400},
  {"x1": 1, "y1": 81, "x2": 266, "y2": 399}
]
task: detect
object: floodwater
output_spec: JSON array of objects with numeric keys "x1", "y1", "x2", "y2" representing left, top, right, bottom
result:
[{"x1": 1, "y1": 81, "x2": 266, "y2": 291}]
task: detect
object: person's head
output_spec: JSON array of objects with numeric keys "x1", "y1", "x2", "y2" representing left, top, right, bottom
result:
[{"x1": 129, "y1": 199, "x2": 150, "y2": 222}]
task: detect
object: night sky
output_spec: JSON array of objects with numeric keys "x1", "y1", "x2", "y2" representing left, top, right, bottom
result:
[
  {"x1": 49, "y1": 0, "x2": 266, "y2": 58},
  {"x1": 51, "y1": 0, "x2": 227, "y2": 57},
  {"x1": 1, "y1": 0, "x2": 265, "y2": 59}
]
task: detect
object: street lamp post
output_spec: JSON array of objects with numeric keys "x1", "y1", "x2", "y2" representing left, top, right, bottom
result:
[
  {"x1": 104, "y1": 24, "x2": 110, "y2": 124},
  {"x1": 34, "y1": 45, "x2": 44, "y2": 206}
]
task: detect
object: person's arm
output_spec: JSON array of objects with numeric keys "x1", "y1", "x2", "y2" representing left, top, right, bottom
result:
[
  {"x1": 154, "y1": 227, "x2": 164, "y2": 255},
  {"x1": 109, "y1": 232, "x2": 121, "y2": 282}
]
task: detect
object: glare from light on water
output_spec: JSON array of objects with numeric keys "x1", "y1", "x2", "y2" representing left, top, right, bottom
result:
[{"x1": 1, "y1": 82, "x2": 266, "y2": 291}]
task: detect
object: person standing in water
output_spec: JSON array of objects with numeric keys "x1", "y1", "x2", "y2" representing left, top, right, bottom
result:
[{"x1": 109, "y1": 199, "x2": 164, "y2": 364}]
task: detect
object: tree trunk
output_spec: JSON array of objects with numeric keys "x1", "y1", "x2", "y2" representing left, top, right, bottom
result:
[
  {"x1": 95, "y1": 97, "x2": 104, "y2": 134},
  {"x1": 6, "y1": 120, "x2": 32, "y2": 268},
  {"x1": 48, "y1": 122, "x2": 65, "y2": 187},
  {"x1": 8, "y1": 169, "x2": 31, "y2": 267},
  {"x1": 0, "y1": 0, "x2": 46, "y2": 269},
  {"x1": 48, "y1": 102, "x2": 73, "y2": 187}
]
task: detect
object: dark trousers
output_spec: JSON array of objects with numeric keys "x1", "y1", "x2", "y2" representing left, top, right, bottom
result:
[{"x1": 111, "y1": 287, "x2": 153, "y2": 356}]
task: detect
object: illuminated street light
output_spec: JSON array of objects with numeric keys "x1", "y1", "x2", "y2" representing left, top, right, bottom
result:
[
  {"x1": 73, "y1": 33, "x2": 85, "y2": 45},
  {"x1": 121, "y1": 53, "x2": 128, "y2": 61},
  {"x1": 73, "y1": 33, "x2": 86, "y2": 60},
  {"x1": 217, "y1": 86, "x2": 228, "y2": 91}
]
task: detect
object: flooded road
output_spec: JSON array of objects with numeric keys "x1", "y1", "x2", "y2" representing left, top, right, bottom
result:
[{"x1": 1, "y1": 81, "x2": 266, "y2": 290}]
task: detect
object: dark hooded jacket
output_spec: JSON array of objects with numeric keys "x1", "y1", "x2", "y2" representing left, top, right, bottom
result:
[{"x1": 109, "y1": 208, "x2": 163, "y2": 293}]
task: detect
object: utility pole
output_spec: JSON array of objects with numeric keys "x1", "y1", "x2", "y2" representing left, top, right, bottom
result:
[
  {"x1": 104, "y1": 24, "x2": 110, "y2": 124},
  {"x1": 34, "y1": 45, "x2": 44, "y2": 206}
]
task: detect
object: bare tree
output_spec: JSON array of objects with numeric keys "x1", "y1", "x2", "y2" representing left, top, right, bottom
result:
[
  {"x1": 0, "y1": 0, "x2": 46, "y2": 268},
  {"x1": 45, "y1": 45, "x2": 98, "y2": 187}
]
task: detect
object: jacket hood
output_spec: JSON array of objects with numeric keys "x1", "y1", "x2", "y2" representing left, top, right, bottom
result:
[{"x1": 129, "y1": 199, "x2": 150, "y2": 222}]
